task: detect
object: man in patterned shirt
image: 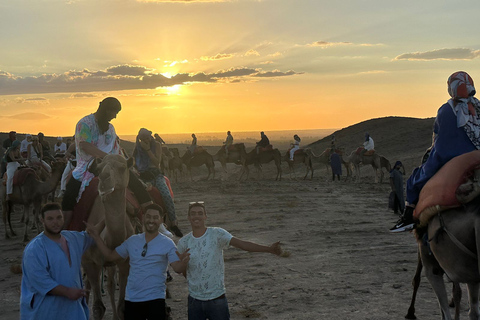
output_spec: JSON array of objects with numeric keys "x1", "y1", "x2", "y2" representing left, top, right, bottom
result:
[{"x1": 177, "y1": 201, "x2": 282, "y2": 320}]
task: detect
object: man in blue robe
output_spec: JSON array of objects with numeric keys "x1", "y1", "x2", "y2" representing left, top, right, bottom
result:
[{"x1": 20, "y1": 203, "x2": 95, "y2": 320}]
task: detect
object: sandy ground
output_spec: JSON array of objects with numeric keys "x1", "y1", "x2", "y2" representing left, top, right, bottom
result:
[{"x1": 0, "y1": 164, "x2": 469, "y2": 319}]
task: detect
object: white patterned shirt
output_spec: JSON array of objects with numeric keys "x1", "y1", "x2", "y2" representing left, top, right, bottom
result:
[{"x1": 177, "y1": 227, "x2": 233, "y2": 300}]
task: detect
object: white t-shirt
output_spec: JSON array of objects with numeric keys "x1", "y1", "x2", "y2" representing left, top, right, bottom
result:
[
  {"x1": 363, "y1": 137, "x2": 375, "y2": 151},
  {"x1": 177, "y1": 227, "x2": 233, "y2": 300},
  {"x1": 54, "y1": 142, "x2": 67, "y2": 155}
]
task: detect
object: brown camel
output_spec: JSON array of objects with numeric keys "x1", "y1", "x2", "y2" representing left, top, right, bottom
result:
[
  {"x1": 81, "y1": 154, "x2": 134, "y2": 319},
  {"x1": 416, "y1": 200, "x2": 480, "y2": 320},
  {"x1": 212, "y1": 143, "x2": 247, "y2": 180},
  {"x1": 1, "y1": 161, "x2": 66, "y2": 242},
  {"x1": 168, "y1": 148, "x2": 184, "y2": 183},
  {"x1": 239, "y1": 147, "x2": 282, "y2": 180},
  {"x1": 406, "y1": 235, "x2": 461, "y2": 320},
  {"x1": 181, "y1": 149, "x2": 215, "y2": 180},
  {"x1": 346, "y1": 149, "x2": 382, "y2": 183},
  {"x1": 284, "y1": 148, "x2": 314, "y2": 180}
]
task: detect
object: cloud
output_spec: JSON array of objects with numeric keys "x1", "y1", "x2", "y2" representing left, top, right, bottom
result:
[
  {"x1": 306, "y1": 41, "x2": 382, "y2": 48},
  {"x1": 200, "y1": 53, "x2": 234, "y2": 61},
  {"x1": 307, "y1": 41, "x2": 352, "y2": 47},
  {"x1": 0, "y1": 112, "x2": 52, "y2": 120},
  {"x1": 137, "y1": 0, "x2": 228, "y2": 2},
  {"x1": 0, "y1": 64, "x2": 302, "y2": 95},
  {"x1": 70, "y1": 93, "x2": 101, "y2": 98},
  {"x1": 245, "y1": 49, "x2": 260, "y2": 57},
  {"x1": 253, "y1": 70, "x2": 303, "y2": 77},
  {"x1": 394, "y1": 48, "x2": 480, "y2": 61}
]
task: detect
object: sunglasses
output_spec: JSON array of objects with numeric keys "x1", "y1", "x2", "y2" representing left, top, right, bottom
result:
[
  {"x1": 189, "y1": 201, "x2": 205, "y2": 207},
  {"x1": 141, "y1": 243, "x2": 148, "y2": 257}
]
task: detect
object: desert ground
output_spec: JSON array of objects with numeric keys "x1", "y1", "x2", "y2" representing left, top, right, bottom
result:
[
  {"x1": 0, "y1": 116, "x2": 467, "y2": 319},
  {"x1": 0, "y1": 161, "x2": 469, "y2": 320}
]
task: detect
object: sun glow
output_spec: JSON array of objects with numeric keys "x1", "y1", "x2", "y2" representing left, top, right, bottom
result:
[{"x1": 165, "y1": 84, "x2": 182, "y2": 95}]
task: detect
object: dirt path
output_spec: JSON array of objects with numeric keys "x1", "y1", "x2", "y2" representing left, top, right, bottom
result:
[{"x1": 0, "y1": 170, "x2": 467, "y2": 319}]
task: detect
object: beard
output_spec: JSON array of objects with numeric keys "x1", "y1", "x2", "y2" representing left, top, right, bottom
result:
[{"x1": 44, "y1": 224, "x2": 62, "y2": 235}]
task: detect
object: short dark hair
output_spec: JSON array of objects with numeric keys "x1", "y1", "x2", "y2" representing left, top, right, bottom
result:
[
  {"x1": 144, "y1": 203, "x2": 164, "y2": 216},
  {"x1": 188, "y1": 201, "x2": 206, "y2": 215},
  {"x1": 98, "y1": 97, "x2": 121, "y2": 113},
  {"x1": 41, "y1": 202, "x2": 62, "y2": 218}
]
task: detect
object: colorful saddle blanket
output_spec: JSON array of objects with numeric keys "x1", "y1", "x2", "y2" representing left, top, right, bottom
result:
[{"x1": 415, "y1": 150, "x2": 480, "y2": 226}]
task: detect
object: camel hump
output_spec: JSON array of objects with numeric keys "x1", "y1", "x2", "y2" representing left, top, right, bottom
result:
[
  {"x1": 194, "y1": 146, "x2": 206, "y2": 154},
  {"x1": 364, "y1": 149, "x2": 375, "y2": 156},
  {"x1": 415, "y1": 150, "x2": 480, "y2": 227},
  {"x1": 13, "y1": 167, "x2": 38, "y2": 186}
]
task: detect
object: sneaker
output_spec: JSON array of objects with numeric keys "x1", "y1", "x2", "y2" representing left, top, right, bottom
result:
[
  {"x1": 170, "y1": 225, "x2": 183, "y2": 237},
  {"x1": 389, "y1": 218, "x2": 415, "y2": 233}
]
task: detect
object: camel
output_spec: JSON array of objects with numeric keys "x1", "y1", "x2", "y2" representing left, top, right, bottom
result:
[
  {"x1": 168, "y1": 148, "x2": 184, "y2": 183},
  {"x1": 284, "y1": 148, "x2": 314, "y2": 180},
  {"x1": 1, "y1": 161, "x2": 66, "y2": 242},
  {"x1": 160, "y1": 146, "x2": 172, "y2": 174},
  {"x1": 212, "y1": 143, "x2": 247, "y2": 180},
  {"x1": 416, "y1": 200, "x2": 480, "y2": 320},
  {"x1": 406, "y1": 239, "x2": 461, "y2": 320},
  {"x1": 181, "y1": 149, "x2": 215, "y2": 180},
  {"x1": 379, "y1": 155, "x2": 392, "y2": 182},
  {"x1": 239, "y1": 147, "x2": 282, "y2": 180},
  {"x1": 346, "y1": 149, "x2": 382, "y2": 183},
  {"x1": 81, "y1": 154, "x2": 134, "y2": 320}
]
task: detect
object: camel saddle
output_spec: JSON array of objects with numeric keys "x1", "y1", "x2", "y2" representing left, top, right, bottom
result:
[
  {"x1": 355, "y1": 147, "x2": 375, "y2": 156},
  {"x1": 286, "y1": 148, "x2": 304, "y2": 156},
  {"x1": 68, "y1": 175, "x2": 175, "y2": 231},
  {"x1": 8, "y1": 167, "x2": 39, "y2": 186},
  {"x1": 68, "y1": 178, "x2": 100, "y2": 231},
  {"x1": 259, "y1": 144, "x2": 273, "y2": 152},
  {"x1": 415, "y1": 150, "x2": 480, "y2": 227}
]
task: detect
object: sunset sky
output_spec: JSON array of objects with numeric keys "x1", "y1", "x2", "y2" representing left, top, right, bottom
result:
[{"x1": 1, "y1": 0, "x2": 480, "y2": 137}]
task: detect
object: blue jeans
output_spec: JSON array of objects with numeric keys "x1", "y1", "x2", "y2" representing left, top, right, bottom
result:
[{"x1": 188, "y1": 295, "x2": 230, "y2": 320}]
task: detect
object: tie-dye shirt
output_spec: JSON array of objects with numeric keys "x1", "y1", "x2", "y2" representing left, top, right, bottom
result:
[
  {"x1": 177, "y1": 227, "x2": 233, "y2": 300},
  {"x1": 72, "y1": 114, "x2": 120, "y2": 201}
]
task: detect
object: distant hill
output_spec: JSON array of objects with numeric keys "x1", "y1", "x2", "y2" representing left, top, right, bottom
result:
[
  {"x1": 306, "y1": 116, "x2": 435, "y2": 172},
  {"x1": 0, "y1": 117, "x2": 435, "y2": 173}
]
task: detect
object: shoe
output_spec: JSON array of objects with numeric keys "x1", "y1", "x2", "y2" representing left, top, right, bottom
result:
[
  {"x1": 170, "y1": 225, "x2": 183, "y2": 237},
  {"x1": 389, "y1": 218, "x2": 415, "y2": 233}
]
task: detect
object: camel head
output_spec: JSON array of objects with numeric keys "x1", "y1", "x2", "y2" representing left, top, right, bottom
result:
[{"x1": 89, "y1": 154, "x2": 130, "y2": 198}]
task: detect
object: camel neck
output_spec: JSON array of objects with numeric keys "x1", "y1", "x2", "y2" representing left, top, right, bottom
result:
[{"x1": 103, "y1": 189, "x2": 127, "y2": 246}]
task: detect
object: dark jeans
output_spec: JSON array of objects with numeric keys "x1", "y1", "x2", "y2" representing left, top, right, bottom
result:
[
  {"x1": 124, "y1": 299, "x2": 166, "y2": 320},
  {"x1": 188, "y1": 295, "x2": 230, "y2": 320},
  {"x1": 393, "y1": 194, "x2": 404, "y2": 215}
]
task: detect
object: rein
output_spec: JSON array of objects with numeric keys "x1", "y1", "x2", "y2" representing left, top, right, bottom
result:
[{"x1": 429, "y1": 212, "x2": 477, "y2": 259}]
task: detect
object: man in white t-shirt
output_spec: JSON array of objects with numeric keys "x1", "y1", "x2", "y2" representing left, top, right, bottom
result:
[
  {"x1": 177, "y1": 202, "x2": 282, "y2": 320},
  {"x1": 54, "y1": 137, "x2": 67, "y2": 158}
]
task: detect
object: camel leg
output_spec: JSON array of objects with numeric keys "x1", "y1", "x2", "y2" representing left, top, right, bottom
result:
[
  {"x1": 466, "y1": 283, "x2": 479, "y2": 320},
  {"x1": 405, "y1": 249, "x2": 423, "y2": 320},
  {"x1": 83, "y1": 260, "x2": 106, "y2": 320},
  {"x1": 106, "y1": 266, "x2": 118, "y2": 320},
  {"x1": 421, "y1": 249, "x2": 453, "y2": 320},
  {"x1": 23, "y1": 204, "x2": 31, "y2": 242},
  {"x1": 117, "y1": 260, "x2": 130, "y2": 320},
  {"x1": 451, "y1": 282, "x2": 462, "y2": 320}
]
